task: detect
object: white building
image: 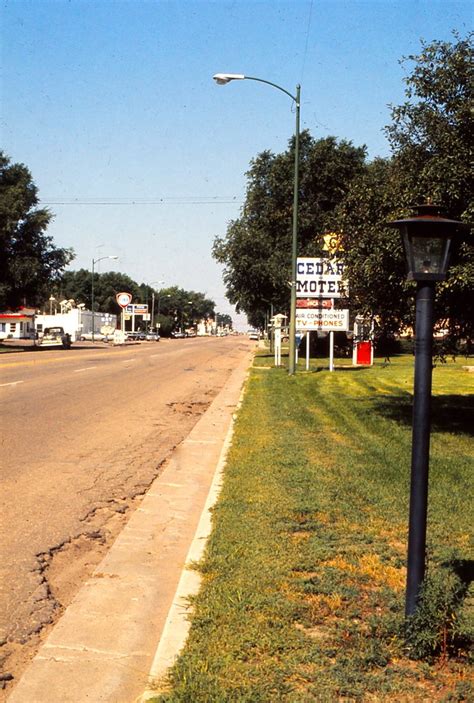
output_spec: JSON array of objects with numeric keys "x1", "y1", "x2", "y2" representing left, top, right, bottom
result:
[
  {"x1": 0, "y1": 310, "x2": 36, "y2": 339},
  {"x1": 35, "y1": 309, "x2": 117, "y2": 341}
]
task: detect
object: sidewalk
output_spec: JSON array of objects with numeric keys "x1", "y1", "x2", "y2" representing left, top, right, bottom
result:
[{"x1": 8, "y1": 349, "x2": 253, "y2": 703}]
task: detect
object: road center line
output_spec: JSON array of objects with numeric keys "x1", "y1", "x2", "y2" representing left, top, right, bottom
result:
[
  {"x1": 122, "y1": 358, "x2": 136, "y2": 363},
  {"x1": 0, "y1": 380, "x2": 25, "y2": 387},
  {"x1": 73, "y1": 367, "x2": 97, "y2": 373}
]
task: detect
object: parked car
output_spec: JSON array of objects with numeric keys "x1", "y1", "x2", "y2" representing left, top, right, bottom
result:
[
  {"x1": 171, "y1": 331, "x2": 186, "y2": 338},
  {"x1": 247, "y1": 329, "x2": 260, "y2": 340},
  {"x1": 145, "y1": 332, "x2": 160, "y2": 341},
  {"x1": 39, "y1": 326, "x2": 72, "y2": 348},
  {"x1": 126, "y1": 331, "x2": 146, "y2": 341},
  {"x1": 79, "y1": 332, "x2": 108, "y2": 342}
]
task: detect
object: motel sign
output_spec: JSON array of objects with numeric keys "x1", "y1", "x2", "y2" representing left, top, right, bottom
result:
[{"x1": 296, "y1": 257, "x2": 348, "y2": 298}]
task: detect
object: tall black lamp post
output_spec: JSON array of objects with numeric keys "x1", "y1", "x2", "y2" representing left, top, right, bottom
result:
[{"x1": 388, "y1": 203, "x2": 464, "y2": 616}]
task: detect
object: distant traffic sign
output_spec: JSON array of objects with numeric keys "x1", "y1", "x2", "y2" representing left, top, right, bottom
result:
[
  {"x1": 125, "y1": 304, "x2": 148, "y2": 314},
  {"x1": 116, "y1": 292, "x2": 132, "y2": 308}
]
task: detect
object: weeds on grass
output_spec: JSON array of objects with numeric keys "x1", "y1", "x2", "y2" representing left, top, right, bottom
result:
[{"x1": 404, "y1": 558, "x2": 474, "y2": 662}]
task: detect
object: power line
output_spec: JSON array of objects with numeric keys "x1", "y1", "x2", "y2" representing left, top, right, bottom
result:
[
  {"x1": 39, "y1": 196, "x2": 244, "y2": 206},
  {"x1": 300, "y1": 0, "x2": 314, "y2": 84}
]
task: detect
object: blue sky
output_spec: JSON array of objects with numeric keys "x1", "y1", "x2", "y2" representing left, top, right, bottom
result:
[{"x1": 1, "y1": 0, "x2": 471, "y2": 327}]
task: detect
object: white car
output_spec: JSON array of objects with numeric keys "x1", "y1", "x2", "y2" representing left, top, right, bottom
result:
[
  {"x1": 247, "y1": 330, "x2": 260, "y2": 340},
  {"x1": 39, "y1": 326, "x2": 72, "y2": 348}
]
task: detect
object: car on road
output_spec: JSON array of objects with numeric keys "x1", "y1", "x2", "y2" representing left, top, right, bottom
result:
[
  {"x1": 39, "y1": 326, "x2": 72, "y2": 348},
  {"x1": 145, "y1": 332, "x2": 160, "y2": 341},
  {"x1": 247, "y1": 329, "x2": 260, "y2": 340},
  {"x1": 79, "y1": 332, "x2": 109, "y2": 342},
  {"x1": 126, "y1": 331, "x2": 147, "y2": 341}
]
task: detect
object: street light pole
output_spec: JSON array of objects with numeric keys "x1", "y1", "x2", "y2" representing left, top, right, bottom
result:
[
  {"x1": 289, "y1": 84, "x2": 300, "y2": 375},
  {"x1": 213, "y1": 73, "x2": 301, "y2": 374},
  {"x1": 405, "y1": 279, "x2": 435, "y2": 616},
  {"x1": 157, "y1": 293, "x2": 171, "y2": 317},
  {"x1": 388, "y1": 204, "x2": 464, "y2": 617},
  {"x1": 91, "y1": 255, "x2": 118, "y2": 342}
]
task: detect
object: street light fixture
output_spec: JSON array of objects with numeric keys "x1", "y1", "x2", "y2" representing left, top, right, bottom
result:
[
  {"x1": 388, "y1": 203, "x2": 465, "y2": 617},
  {"x1": 91, "y1": 255, "x2": 118, "y2": 342},
  {"x1": 157, "y1": 292, "x2": 171, "y2": 318},
  {"x1": 213, "y1": 72, "x2": 301, "y2": 374}
]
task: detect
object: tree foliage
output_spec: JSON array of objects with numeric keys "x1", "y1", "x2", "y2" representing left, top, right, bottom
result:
[
  {"x1": 56, "y1": 273, "x2": 216, "y2": 336},
  {"x1": 337, "y1": 32, "x2": 473, "y2": 348},
  {"x1": 214, "y1": 34, "x2": 472, "y2": 346},
  {"x1": 386, "y1": 32, "x2": 473, "y2": 219},
  {"x1": 213, "y1": 132, "x2": 366, "y2": 328},
  {"x1": 155, "y1": 286, "x2": 216, "y2": 335},
  {"x1": 216, "y1": 313, "x2": 233, "y2": 328},
  {"x1": 58, "y1": 269, "x2": 141, "y2": 314},
  {"x1": 0, "y1": 152, "x2": 74, "y2": 309}
]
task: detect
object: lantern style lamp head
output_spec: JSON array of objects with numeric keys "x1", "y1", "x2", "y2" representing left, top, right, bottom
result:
[{"x1": 388, "y1": 203, "x2": 464, "y2": 282}]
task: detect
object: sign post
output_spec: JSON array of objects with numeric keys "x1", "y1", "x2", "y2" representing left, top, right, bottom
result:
[
  {"x1": 295, "y1": 308, "x2": 349, "y2": 372},
  {"x1": 296, "y1": 257, "x2": 349, "y2": 371},
  {"x1": 116, "y1": 292, "x2": 133, "y2": 343},
  {"x1": 329, "y1": 298, "x2": 335, "y2": 372},
  {"x1": 271, "y1": 313, "x2": 286, "y2": 367},
  {"x1": 274, "y1": 328, "x2": 281, "y2": 366},
  {"x1": 329, "y1": 331, "x2": 335, "y2": 372}
]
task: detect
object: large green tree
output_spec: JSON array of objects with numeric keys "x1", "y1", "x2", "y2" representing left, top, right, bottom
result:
[
  {"x1": 155, "y1": 286, "x2": 215, "y2": 335},
  {"x1": 213, "y1": 132, "x2": 367, "y2": 327},
  {"x1": 58, "y1": 269, "x2": 140, "y2": 314},
  {"x1": 337, "y1": 32, "x2": 473, "y2": 348},
  {"x1": 0, "y1": 152, "x2": 73, "y2": 309},
  {"x1": 216, "y1": 313, "x2": 233, "y2": 328}
]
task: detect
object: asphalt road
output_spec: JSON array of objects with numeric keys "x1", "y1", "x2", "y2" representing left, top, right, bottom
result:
[{"x1": 0, "y1": 336, "x2": 252, "y2": 693}]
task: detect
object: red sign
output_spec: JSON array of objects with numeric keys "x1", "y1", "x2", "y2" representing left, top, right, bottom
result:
[
  {"x1": 296, "y1": 298, "x2": 332, "y2": 309},
  {"x1": 116, "y1": 292, "x2": 132, "y2": 308}
]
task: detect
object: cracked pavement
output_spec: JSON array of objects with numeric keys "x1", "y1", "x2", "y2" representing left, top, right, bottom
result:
[{"x1": 0, "y1": 337, "x2": 252, "y2": 698}]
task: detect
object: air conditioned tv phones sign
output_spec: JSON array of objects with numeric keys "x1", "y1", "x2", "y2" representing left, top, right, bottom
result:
[
  {"x1": 296, "y1": 308, "x2": 350, "y2": 331},
  {"x1": 296, "y1": 257, "x2": 348, "y2": 298}
]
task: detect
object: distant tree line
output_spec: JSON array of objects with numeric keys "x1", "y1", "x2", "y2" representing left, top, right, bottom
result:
[
  {"x1": 0, "y1": 152, "x2": 73, "y2": 310},
  {"x1": 53, "y1": 271, "x2": 220, "y2": 336},
  {"x1": 2, "y1": 33, "x2": 471, "y2": 348},
  {"x1": 213, "y1": 32, "x2": 473, "y2": 351},
  {"x1": 0, "y1": 153, "x2": 224, "y2": 335}
]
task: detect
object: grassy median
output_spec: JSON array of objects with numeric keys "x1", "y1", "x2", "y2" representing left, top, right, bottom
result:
[{"x1": 154, "y1": 352, "x2": 473, "y2": 702}]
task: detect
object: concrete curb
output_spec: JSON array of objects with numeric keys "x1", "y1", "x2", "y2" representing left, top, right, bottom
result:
[
  {"x1": 140, "y1": 375, "x2": 246, "y2": 701},
  {"x1": 8, "y1": 348, "x2": 253, "y2": 703}
]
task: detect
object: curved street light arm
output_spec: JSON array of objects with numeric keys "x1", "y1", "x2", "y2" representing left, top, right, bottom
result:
[
  {"x1": 243, "y1": 76, "x2": 299, "y2": 105},
  {"x1": 93, "y1": 254, "x2": 118, "y2": 266},
  {"x1": 213, "y1": 71, "x2": 301, "y2": 374}
]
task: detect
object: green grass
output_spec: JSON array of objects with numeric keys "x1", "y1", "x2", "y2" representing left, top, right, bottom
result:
[{"x1": 152, "y1": 353, "x2": 473, "y2": 702}]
